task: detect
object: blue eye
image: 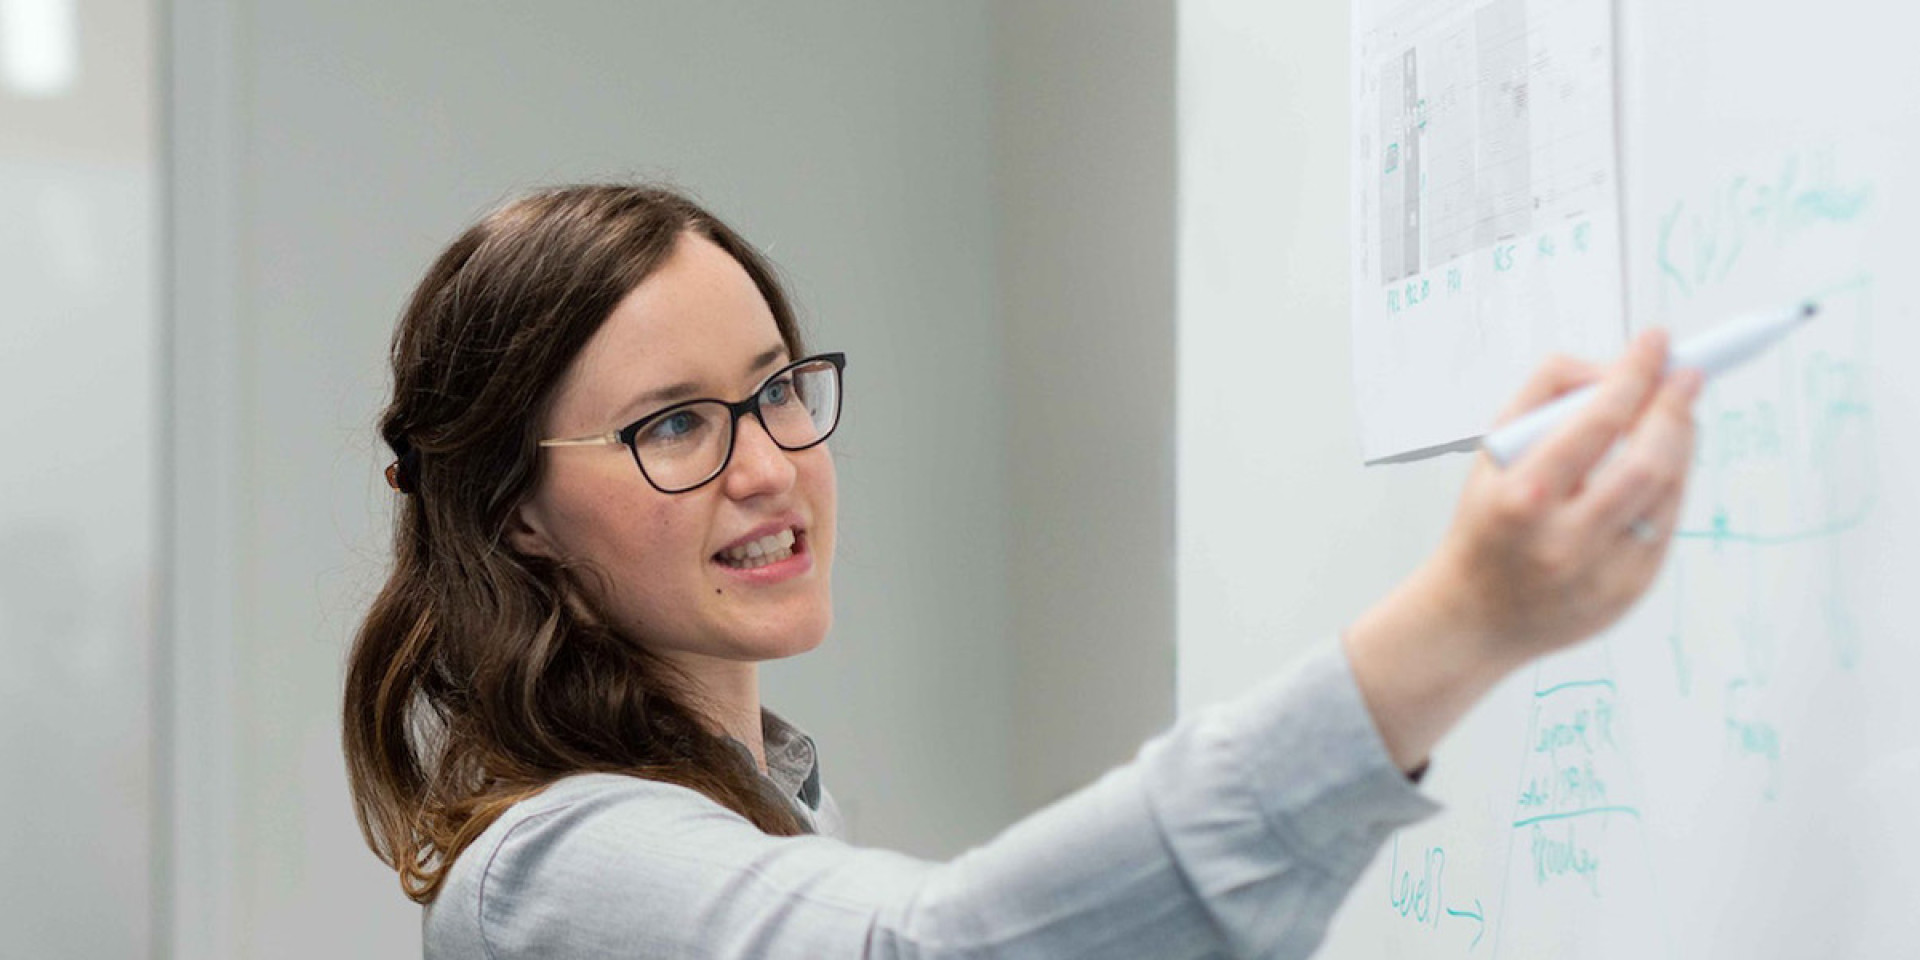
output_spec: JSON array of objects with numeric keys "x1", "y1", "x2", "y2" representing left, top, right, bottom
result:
[
  {"x1": 763, "y1": 377, "x2": 795, "y2": 407},
  {"x1": 642, "y1": 408, "x2": 708, "y2": 446}
]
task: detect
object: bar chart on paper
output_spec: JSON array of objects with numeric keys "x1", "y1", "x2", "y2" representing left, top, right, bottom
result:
[{"x1": 1351, "y1": 0, "x2": 1626, "y2": 462}]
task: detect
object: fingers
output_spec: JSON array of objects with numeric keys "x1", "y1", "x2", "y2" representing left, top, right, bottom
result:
[
  {"x1": 1492, "y1": 354, "x2": 1605, "y2": 428},
  {"x1": 1634, "y1": 466, "x2": 1687, "y2": 551},
  {"x1": 1609, "y1": 450, "x2": 1689, "y2": 615},
  {"x1": 1575, "y1": 367, "x2": 1702, "y2": 541},
  {"x1": 1518, "y1": 329, "x2": 1670, "y2": 500}
]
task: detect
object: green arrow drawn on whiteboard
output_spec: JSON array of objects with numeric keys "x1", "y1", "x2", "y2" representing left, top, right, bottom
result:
[{"x1": 1445, "y1": 899, "x2": 1485, "y2": 949}]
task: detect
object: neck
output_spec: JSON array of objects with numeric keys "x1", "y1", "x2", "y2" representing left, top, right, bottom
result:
[{"x1": 667, "y1": 653, "x2": 766, "y2": 774}]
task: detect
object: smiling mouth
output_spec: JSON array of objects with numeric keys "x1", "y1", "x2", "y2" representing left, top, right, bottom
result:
[{"x1": 713, "y1": 528, "x2": 805, "y2": 570}]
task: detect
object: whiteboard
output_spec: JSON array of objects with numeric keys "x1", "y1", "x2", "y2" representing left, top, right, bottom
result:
[{"x1": 1177, "y1": 0, "x2": 1920, "y2": 956}]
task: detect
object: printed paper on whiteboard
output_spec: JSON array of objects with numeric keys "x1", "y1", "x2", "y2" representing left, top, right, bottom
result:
[{"x1": 1352, "y1": 0, "x2": 1628, "y2": 463}]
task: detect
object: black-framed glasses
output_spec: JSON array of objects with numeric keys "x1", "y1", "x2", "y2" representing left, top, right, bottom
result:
[{"x1": 539, "y1": 352, "x2": 846, "y2": 494}]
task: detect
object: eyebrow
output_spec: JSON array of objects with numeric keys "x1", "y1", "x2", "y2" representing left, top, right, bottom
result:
[{"x1": 616, "y1": 345, "x2": 789, "y2": 421}]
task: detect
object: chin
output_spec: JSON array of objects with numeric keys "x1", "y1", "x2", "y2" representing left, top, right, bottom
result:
[
  {"x1": 758, "y1": 618, "x2": 830, "y2": 661},
  {"x1": 758, "y1": 638, "x2": 823, "y2": 662},
  {"x1": 713, "y1": 608, "x2": 829, "y2": 663}
]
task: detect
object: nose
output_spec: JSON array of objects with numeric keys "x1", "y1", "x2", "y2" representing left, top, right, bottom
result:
[{"x1": 720, "y1": 412, "x2": 798, "y2": 500}]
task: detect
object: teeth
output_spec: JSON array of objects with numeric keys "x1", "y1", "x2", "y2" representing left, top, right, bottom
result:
[{"x1": 719, "y1": 528, "x2": 798, "y2": 569}]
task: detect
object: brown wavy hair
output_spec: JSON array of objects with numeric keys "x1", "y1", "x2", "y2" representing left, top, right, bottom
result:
[{"x1": 343, "y1": 185, "x2": 811, "y2": 904}]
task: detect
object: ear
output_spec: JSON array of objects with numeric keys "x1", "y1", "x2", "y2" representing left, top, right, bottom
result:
[{"x1": 506, "y1": 498, "x2": 559, "y2": 560}]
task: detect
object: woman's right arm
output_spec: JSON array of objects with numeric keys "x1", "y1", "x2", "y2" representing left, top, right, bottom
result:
[
  {"x1": 429, "y1": 638, "x2": 1434, "y2": 960},
  {"x1": 1344, "y1": 329, "x2": 1701, "y2": 773}
]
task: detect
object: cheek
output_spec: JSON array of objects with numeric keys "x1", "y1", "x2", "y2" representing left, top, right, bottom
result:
[
  {"x1": 620, "y1": 502, "x2": 704, "y2": 580},
  {"x1": 546, "y1": 475, "x2": 703, "y2": 596},
  {"x1": 814, "y1": 453, "x2": 837, "y2": 502},
  {"x1": 586, "y1": 505, "x2": 714, "y2": 639},
  {"x1": 802, "y1": 449, "x2": 838, "y2": 542}
]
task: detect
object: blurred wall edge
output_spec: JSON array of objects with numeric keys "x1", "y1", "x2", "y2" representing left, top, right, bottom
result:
[{"x1": 2, "y1": 0, "x2": 159, "y2": 956}]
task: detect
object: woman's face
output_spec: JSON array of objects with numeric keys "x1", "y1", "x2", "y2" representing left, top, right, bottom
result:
[{"x1": 511, "y1": 232, "x2": 836, "y2": 677}]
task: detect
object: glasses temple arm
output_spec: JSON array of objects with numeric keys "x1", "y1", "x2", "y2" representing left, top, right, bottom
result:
[{"x1": 537, "y1": 432, "x2": 623, "y2": 448}]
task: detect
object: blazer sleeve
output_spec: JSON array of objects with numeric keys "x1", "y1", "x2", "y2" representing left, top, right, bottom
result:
[{"x1": 428, "y1": 641, "x2": 1441, "y2": 960}]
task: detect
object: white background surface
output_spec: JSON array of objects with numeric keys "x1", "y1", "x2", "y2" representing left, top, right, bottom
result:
[
  {"x1": 1179, "y1": 1, "x2": 1920, "y2": 956},
  {"x1": 1, "y1": 0, "x2": 156, "y2": 954}
]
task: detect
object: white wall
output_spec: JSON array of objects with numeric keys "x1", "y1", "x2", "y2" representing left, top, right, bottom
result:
[
  {"x1": 1, "y1": 0, "x2": 157, "y2": 956},
  {"x1": 1176, "y1": 0, "x2": 1466, "y2": 713},
  {"x1": 167, "y1": 1, "x2": 1177, "y2": 956},
  {"x1": 995, "y1": 1, "x2": 1177, "y2": 812}
]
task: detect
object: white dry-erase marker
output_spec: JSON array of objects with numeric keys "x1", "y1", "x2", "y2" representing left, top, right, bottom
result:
[{"x1": 1483, "y1": 301, "x2": 1820, "y2": 466}]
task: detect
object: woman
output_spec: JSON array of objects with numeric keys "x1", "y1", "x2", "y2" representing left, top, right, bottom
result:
[{"x1": 343, "y1": 184, "x2": 1699, "y2": 958}]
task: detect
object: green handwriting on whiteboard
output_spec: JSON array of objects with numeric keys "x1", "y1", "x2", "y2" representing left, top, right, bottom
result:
[
  {"x1": 1388, "y1": 835, "x2": 1446, "y2": 930},
  {"x1": 1657, "y1": 271, "x2": 1878, "y2": 801},
  {"x1": 1655, "y1": 151, "x2": 1874, "y2": 299},
  {"x1": 1387, "y1": 836, "x2": 1487, "y2": 950}
]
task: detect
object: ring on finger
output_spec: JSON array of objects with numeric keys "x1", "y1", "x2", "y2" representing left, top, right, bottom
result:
[{"x1": 1627, "y1": 518, "x2": 1661, "y2": 543}]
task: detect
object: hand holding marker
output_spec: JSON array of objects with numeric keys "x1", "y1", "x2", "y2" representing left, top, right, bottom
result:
[{"x1": 1483, "y1": 302, "x2": 1820, "y2": 466}]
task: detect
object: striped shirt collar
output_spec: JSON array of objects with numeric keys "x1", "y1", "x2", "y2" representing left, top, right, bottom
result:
[{"x1": 735, "y1": 707, "x2": 823, "y2": 813}]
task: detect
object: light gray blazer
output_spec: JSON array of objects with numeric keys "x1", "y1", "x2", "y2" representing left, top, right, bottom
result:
[{"x1": 424, "y1": 642, "x2": 1438, "y2": 958}]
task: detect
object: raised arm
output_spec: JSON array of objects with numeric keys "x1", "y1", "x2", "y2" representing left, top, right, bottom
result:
[
  {"x1": 433, "y1": 642, "x2": 1434, "y2": 960},
  {"x1": 1343, "y1": 329, "x2": 1703, "y2": 772}
]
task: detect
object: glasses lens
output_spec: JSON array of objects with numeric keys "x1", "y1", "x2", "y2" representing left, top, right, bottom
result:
[
  {"x1": 760, "y1": 358, "x2": 841, "y2": 449},
  {"x1": 632, "y1": 400, "x2": 732, "y2": 492}
]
